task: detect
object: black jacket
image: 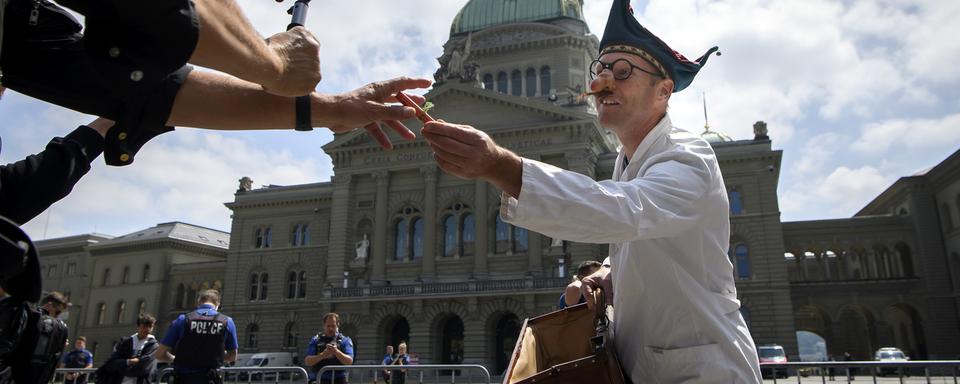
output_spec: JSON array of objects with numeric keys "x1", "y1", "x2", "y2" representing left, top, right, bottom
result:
[
  {"x1": 0, "y1": 126, "x2": 102, "y2": 225},
  {"x1": 95, "y1": 335, "x2": 159, "y2": 384}
]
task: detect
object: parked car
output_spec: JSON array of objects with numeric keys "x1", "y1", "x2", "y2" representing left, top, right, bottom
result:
[
  {"x1": 758, "y1": 344, "x2": 789, "y2": 379},
  {"x1": 874, "y1": 347, "x2": 909, "y2": 376},
  {"x1": 236, "y1": 352, "x2": 302, "y2": 381}
]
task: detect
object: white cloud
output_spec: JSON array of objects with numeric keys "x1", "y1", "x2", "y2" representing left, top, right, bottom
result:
[
  {"x1": 851, "y1": 113, "x2": 960, "y2": 154},
  {"x1": 780, "y1": 165, "x2": 894, "y2": 220}
]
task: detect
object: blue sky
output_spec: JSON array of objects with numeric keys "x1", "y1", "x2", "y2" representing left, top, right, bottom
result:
[{"x1": 2, "y1": 0, "x2": 959, "y2": 240}]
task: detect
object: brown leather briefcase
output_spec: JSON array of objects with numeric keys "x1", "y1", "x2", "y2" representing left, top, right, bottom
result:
[{"x1": 503, "y1": 290, "x2": 626, "y2": 384}]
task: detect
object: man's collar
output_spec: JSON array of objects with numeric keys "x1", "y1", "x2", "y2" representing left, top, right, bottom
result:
[{"x1": 198, "y1": 303, "x2": 216, "y2": 310}]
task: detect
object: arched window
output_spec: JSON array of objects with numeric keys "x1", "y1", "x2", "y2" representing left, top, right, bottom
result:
[
  {"x1": 395, "y1": 218, "x2": 409, "y2": 261},
  {"x1": 175, "y1": 284, "x2": 185, "y2": 309},
  {"x1": 259, "y1": 273, "x2": 268, "y2": 300},
  {"x1": 138, "y1": 300, "x2": 146, "y2": 315},
  {"x1": 513, "y1": 226, "x2": 529, "y2": 253},
  {"x1": 495, "y1": 215, "x2": 510, "y2": 254},
  {"x1": 729, "y1": 190, "x2": 743, "y2": 215},
  {"x1": 264, "y1": 227, "x2": 272, "y2": 248},
  {"x1": 525, "y1": 68, "x2": 537, "y2": 97},
  {"x1": 246, "y1": 324, "x2": 259, "y2": 349},
  {"x1": 412, "y1": 218, "x2": 424, "y2": 260},
  {"x1": 735, "y1": 244, "x2": 751, "y2": 280},
  {"x1": 284, "y1": 322, "x2": 299, "y2": 348},
  {"x1": 540, "y1": 66, "x2": 552, "y2": 96},
  {"x1": 121, "y1": 266, "x2": 130, "y2": 284},
  {"x1": 249, "y1": 273, "x2": 259, "y2": 301},
  {"x1": 97, "y1": 303, "x2": 107, "y2": 325},
  {"x1": 141, "y1": 264, "x2": 151, "y2": 282},
  {"x1": 497, "y1": 72, "x2": 508, "y2": 94},
  {"x1": 301, "y1": 224, "x2": 310, "y2": 246},
  {"x1": 287, "y1": 271, "x2": 298, "y2": 299},
  {"x1": 511, "y1": 70, "x2": 522, "y2": 96},
  {"x1": 292, "y1": 224, "x2": 301, "y2": 246},
  {"x1": 297, "y1": 271, "x2": 307, "y2": 298},
  {"x1": 116, "y1": 301, "x2": 126, "y2": 324},
  {"x1": 443, "y1": 215, "x2": 457, "y2": 257},
  {"x1": 483, "y1": 74, "x2": 494, "y2": 90},
  {"x1": 462, "y1": 213, "x2": 475, "y2": 256},
  {"x1": 102, "y1": 268, "x2": 111, "y2": 286}
]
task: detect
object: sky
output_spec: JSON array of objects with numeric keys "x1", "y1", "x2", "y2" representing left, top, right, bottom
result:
[{"x1": 2, "y1": 0, "x2": 959, "y2": 240}]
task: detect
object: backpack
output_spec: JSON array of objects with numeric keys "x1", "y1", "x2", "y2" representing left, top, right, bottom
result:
[
  {"x1": 0, "y1": 297, "x2": 29, "y2": 384},
  {"x1": 5, "y1": 305, "x2": 69, "y2": 384}
]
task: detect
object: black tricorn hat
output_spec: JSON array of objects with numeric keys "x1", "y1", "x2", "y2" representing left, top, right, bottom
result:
[{"x1": 599, "y1": 0, "x2": 719, "y2": 92}]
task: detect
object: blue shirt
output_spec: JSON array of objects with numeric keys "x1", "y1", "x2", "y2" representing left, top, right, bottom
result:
[
  {"x1": 62, "y1": 348, "x2": 93, "y2": 368},
  {"x1": 305, "y1": 333, "x2": 354, "y2": 381},
  {"x1": 557, "y1": 292, "x2": 586, "y2": 309},
  {"x1": 160, "y1": 304, "x2": 238, "y2": 373}
]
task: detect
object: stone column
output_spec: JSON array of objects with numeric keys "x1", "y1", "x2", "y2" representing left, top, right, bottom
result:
[
  {"x1": 421, "y1": 166, "x2": 438, "y2": 282},
  {"x1": 326, "y1": 174, "x2": 353, "y2": 284},
  {"x1": 372, "y1": 171, "x2": 390, "y2": 285},
  {"x1": 474, "y1": 181, "x2": 489, "y2": 279}
]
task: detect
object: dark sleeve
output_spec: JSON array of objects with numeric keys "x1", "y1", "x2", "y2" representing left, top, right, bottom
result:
[
  {"x1": 124, "y1": 341, "x2": 158, "y2": 377},
  {"x1": 1, "y1": 0, "x2": 197, "y2": 166},
  {"x1": 0, "y1": 126, "x2": 103, "y2": 225},
  {"x1": 103, "y1": 337, "x2": 134, "y2": 373}
]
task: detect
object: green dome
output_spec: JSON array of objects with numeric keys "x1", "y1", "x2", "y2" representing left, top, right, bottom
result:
[{"x1": 451, "y1": 0, "x2": 584, "y2": 35}]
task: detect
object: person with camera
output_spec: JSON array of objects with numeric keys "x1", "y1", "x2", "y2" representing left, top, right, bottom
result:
[
  {"x1": 304, "y1": 313, "x2": 353, "y2": 384},
  {"x1": 60, "y1": 336, "x2": 94, "y2": 384},
  {"x1": 389, "y1": 342, "x2": 410, "y2": 384},
  {"x1": 156, "y1": 290, "x2": 237, "y2": 384}
]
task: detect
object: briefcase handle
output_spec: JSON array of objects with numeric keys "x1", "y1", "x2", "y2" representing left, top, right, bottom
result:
[{"x1": 590, "y1": 287, "x2": 611, "y2": 353}]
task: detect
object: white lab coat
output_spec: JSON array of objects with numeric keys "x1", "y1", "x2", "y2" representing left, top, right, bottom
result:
[{"x1": 501, "y1": 114, "x2": 761, "y2": 383}]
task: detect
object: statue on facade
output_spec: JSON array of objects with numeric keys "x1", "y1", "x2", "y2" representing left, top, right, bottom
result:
[
  {"x1": 461, "y1": 61, "x2": 479, "y2": 83},
  {"x1": 355, "y1": 234, "x2": 370, "y2": 261},
  {"x1": 753, "y1": 121, "x2": 769, "y2": 140},
  {"x1": 237, "y1": 176, "x2": 253, "y2": 192}
]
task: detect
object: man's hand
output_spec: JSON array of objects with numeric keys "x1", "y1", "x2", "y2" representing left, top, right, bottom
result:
[
  {"x1": 421, "y1": 121, "x2": 523, "y2": 198},
  {"x1": 86, "y1": 118, "x2": 115, "y2": 139},
  {"x1": 127, "y1": 357, "x2": 140, "y2": 366},
  {"x1": 261, "y1": 27, "x2": 322, "y2": 97},
  {"x1": 580, "y1": 267, "x2": 613, "y2": 310},
  {"x1": 314, "y1": 77, "x2": 432, "y2": 150}
]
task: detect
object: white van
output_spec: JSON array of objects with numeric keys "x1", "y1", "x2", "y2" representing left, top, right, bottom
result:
[{"x1": 237, "y1": 352, "x2": 301, "y2": 380}]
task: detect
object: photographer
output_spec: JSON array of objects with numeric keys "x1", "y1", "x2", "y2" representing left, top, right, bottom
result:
[
  {"x1": 304, "y1": 313, "x2": 353, "y2": 384},
  {"x1": 389, "y1": 343, "x2": 409, "y2": 384}
]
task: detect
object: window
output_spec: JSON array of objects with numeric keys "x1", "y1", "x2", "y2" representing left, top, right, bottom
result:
[
  {"x1": 300, "y1": 224, "x2": 310, "y2": 246},
  {"x1": 392, "y1": 207, "x2": 422, "y2": 262},
  {"x1": 287, "y1": 270, "x2": 307, "y2": 299},
  {"x1": 48, "y1": 264, "x2": 57, "y2": 278},
  {"x1": 411, "y1": 218, "x2": 424, "y2": 260},
  {"x1": 122, "y1": 266, "x2": 130, "y2": 284},
  {"x1": 254, "y1": 228, "x2": 263, "y2": 248},
  {"x1": 249, "y1": 272, "x2": 269, "y2": 301},
  {"x1": 442, "y1": 204, "x2": 475, "y2": 257},
  {"x1": 483, "y1": 74, "x2": 494, "y2": 90},
  {"x1": 540, "y1": 66, "x2": 552, "y2": 96},
  {"x1": 254, "y1": 226, "x2": 272, "y2": 248},
  {"x1": 287, "y1": 271, "x2": 298, "y2": 299},
  {"x1": 734, "y1": 244, "x2": 751, "y2": 280},
  {"x1": 284, "y1": 322, "x2": 299, "y2": 348},
  {"x1": 497, "y1": 72, "x2": 508, "y2": 94},
  {"x1": 462, "y1": 213, "x2": 475, "y2": 255},
  {"x1": 176, "y1": 284, "x2": 185, "y2": 309},
  {"x1": 246, "y1": 324, "x2": 260, "y2": 349},
  {"x1": 525, "y1": 68, "x2": 537, "y2": 97},
  {"x1": 97, "y1": 303, "x2": 107, "y2": 325},
  {"x1": 264, "y1": 227, "x2": 272, "y2": 248},
  {"x1": 395, "y1": 218, "x2": 409, "y2": 261},
  {"x1": 298, "y1": 271, "x2": 307, "y2": 298},
  {"x1": 291, "y1": 224, "x2": 310, "y2": 246},
  {"x1": 67, "y1": 262, "x2": 76, "y2": 276},
  {"x1": 142, "y1": 264, "x2": 151, "y2": 282},
  {"x1": 494, "y1": 210, "x2": 527, "y2": 253},
  {"x1": 102, "y1": 268, "x2": 111, "y2": 286},
  {"x1": 292, "y1": 225, "x2": 301, "y2": 246},
  {"x1": 511, "y1": 70, "x2": 522, "y2": 96},
  {"x1": 729, "y1": 190, "x2": 743, "y2": 215},
  {"x1": 116, "y1": 301, "x2": 126, "y2": 324},
  {"x1": 443, "y1": 215, "x2": 457, "y2": 257}
]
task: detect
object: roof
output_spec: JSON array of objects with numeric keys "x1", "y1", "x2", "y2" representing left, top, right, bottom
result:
[
  {"x1": 450, "y1": 0, "x2": 585, "y2": 35},
  {"x1": 88, "y1": 222, "x2": 229, "y2": 249}
]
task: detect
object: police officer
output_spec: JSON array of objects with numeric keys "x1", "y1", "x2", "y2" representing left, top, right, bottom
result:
[
  {"x1": 60, "y1": 336, "x2": 94, "y2": 384},
  {"x1": 304, "y1": 313, "x2": 354, "y2": 384},
  {"x1": 156, "y1": 289, "x2": 238, "y2": 384}
]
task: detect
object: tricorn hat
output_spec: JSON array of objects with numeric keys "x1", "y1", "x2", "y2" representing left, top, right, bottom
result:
[{"x1": 599, "y1": 0, "x2": 719, "y2": 92}]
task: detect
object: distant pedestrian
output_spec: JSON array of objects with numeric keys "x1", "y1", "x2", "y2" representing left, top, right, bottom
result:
[
  {"x1": 61, "y1": 336, "x2": 94, "y2": 384},
  {"x1": 381, "y1": 345, "x2": 395, "y2": 383}
]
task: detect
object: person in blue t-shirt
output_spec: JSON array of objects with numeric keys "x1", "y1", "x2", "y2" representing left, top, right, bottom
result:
[
  {"x1": 558, "y1": 260, "x2": 603, "y2": 309},
  {"x1": 380, "y1": 345, "x2": 395, "y2": 383},
  {"x1": 60, "y1": 336, "x2": 94, "y2": 384},
  {"x1": 304, "y1": 312, "x2": 354, "y2": 384},
  {"x1": 156, "y1": 289, "x2": 238, "y2": 384}
]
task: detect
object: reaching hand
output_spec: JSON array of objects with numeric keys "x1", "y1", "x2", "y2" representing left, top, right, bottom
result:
[
  {"x1": 421, "y1": 121, "x2": 523, "y2": 197},
  {"x1": 580, "y1": 267, "x2": 613, "y2": 310},
  {"x1": 317, "y1": 77, "x2": 432, "y2": 149},
  {"x1": 261, "y1": 27, "x2": 322, "y2": 97}
]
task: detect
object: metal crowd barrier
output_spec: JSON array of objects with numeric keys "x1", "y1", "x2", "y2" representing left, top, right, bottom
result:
[
  {"x1": 317, "y1": 364, "x2": 493, "y2": 384},
  {"x1": 155, "y1": 367, "x2": 309, "y2": 384},
  {"x1": 52, "y1": 368, "x2": 100, "y2": 384},
  {"x1": 761, "y1": 361, "x2": 960, "y2": 384}
]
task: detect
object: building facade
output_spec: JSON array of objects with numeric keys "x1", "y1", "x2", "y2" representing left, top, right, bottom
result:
[{"x1": 33, "y1": 0, "x2": 960, "y2": 372}]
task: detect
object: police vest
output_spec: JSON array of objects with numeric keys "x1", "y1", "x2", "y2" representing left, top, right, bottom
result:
[
  {"x1": 173, "y1": 311, "x2": 227, "y2": 369},
  {"x1": 64, "y1": 350, "x2": 89, "y2": 368}
]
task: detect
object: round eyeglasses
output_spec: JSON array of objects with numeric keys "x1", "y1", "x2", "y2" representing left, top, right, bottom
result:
[{"x1": 589, "y1": 58, "x2": 663, "y2": 80}]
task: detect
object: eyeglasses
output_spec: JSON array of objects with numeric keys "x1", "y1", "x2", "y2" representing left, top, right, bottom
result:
[{"x1": 589, "y1": 59, "x2": 663, "y2": 80}]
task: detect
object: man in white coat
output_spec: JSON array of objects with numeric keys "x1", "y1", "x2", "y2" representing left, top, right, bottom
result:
[{"x1": 421, "y1": 0, "x2": 761, "y2": 382}]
